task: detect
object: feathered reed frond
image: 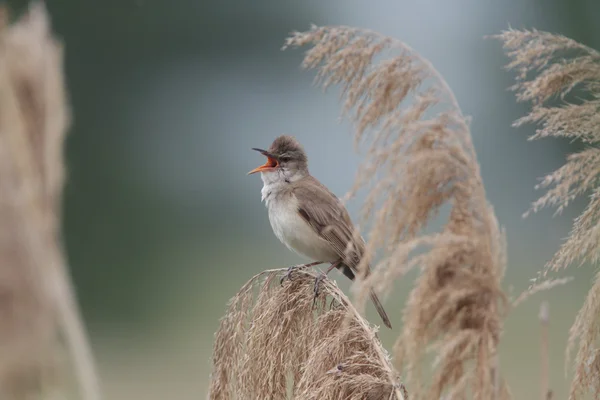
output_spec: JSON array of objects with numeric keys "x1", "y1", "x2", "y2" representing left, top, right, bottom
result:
[
  {"x1": 512, "y1": 276, "x2": 572, "y2": 307},
  {"x1": 208, "y1": 268, "x2": 404, "y2": 400},
  {"x1": 0, "y1": 3, "x2": 100, "y2": 399},
  {"x1": 284, "y1": 25, "x2": 510, "y2": 400},
  {"x1": 496, "y1": 28, "x2": 600, "y2": 400},
  {"x1": 495, "y1": 28, "x2": 600, "y2": 271},
  {"x1": 567, "y1": 271, "x2": 600, "y2": 400}
]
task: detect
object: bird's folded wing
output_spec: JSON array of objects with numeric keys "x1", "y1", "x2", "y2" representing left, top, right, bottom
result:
[{"x1": 293, "y1": 177, "x2": 365, "y2": 271}]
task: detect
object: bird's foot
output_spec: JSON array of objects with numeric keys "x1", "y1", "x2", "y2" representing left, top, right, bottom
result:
[
  {"x1": 280, "y1": 265, "x2": 299, "y2": 285},
  {"x1": 311, "y1": 261, "x2": 342, "y2": 306},
  {"x1": 312, "y1": 273, "x2": 327, "y2": 306},
  {"x1": 280, "y1": 261, "x2": 324, "y2": 286}
]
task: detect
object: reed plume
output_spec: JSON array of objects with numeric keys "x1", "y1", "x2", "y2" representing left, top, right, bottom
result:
[
  {"x1": 496, "y1": 28, "x2": 600, "y2": 400},
  {"x1": 284, "y1": 25, "x2": 510, "y2": 399},
  {"x1": 0, "y1": 3, "x2": 100, "y2": 399},
  {"x1": 208, "y1": 268, "x2": 404, "y2": 400}
]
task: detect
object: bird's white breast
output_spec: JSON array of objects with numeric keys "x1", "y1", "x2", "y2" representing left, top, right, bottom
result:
[{"x1": 260, "y1": 175, "x2": 338, "y2": 263}]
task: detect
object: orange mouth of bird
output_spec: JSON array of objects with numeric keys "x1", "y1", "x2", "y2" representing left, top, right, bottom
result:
[{"x1": 247, "y1": 155, "x2": 279, "y2": 175}]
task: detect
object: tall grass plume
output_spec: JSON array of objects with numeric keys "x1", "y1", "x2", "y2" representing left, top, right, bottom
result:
[
  {"x1": 284, "y1": 25, "x2": 511, "y2": 399},
  {"x1": 496, "y1": 28, "x2": 600, "y2": 400}
]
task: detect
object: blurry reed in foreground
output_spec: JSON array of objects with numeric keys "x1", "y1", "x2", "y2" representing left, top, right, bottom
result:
[
  {"x1": 0, "y1": 3, "x2": 99, "y2": 400},
  {"x1": 496, "y1": 28, "x2": 600, "y2": 400}
]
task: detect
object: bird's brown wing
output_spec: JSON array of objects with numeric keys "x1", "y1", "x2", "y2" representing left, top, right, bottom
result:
[
  {"x1": 293, "y1": 176, "x2": 393, "y2": 329},
  {"x1": 292, "y1": 176, "x2": 365, "y2": 272}
]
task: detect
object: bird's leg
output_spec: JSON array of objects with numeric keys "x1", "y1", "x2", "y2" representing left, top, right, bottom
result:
[
  {"x1": 280, "y1": 260, "x2": 325, "y2": 285},
  {"x1": 313, "y1": 260, "x2": 341, "y2": 304}
]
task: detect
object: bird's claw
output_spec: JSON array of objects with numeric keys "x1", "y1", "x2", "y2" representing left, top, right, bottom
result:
[
  {"x1": 280, "y1": 264, "x2": 301, "y2": 285},
  {"x1": 312, "y1": 273, "x2": 327, "y2": 306},
  {"x1": 280, "y1": 261, "x2": 325, "y2": 286}
]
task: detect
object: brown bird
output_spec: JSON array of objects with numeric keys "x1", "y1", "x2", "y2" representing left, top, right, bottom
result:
[{"x1": 247, "y1": 135, "x2": 392, "y2": 329}]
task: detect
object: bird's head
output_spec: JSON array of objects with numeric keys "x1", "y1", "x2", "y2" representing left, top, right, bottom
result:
[{"x1": 248, "y1": 135, "x2": 308, "y2": 179}]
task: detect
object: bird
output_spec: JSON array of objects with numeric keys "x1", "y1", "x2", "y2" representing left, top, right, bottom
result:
[{"x1": 247, "y1": 135, "x2": 392, "y2": 329}]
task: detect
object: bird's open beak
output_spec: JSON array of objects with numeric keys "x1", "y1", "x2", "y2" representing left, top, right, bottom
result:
[{"x1": 247, "y1": 148, "x2": 279, "y2": 175}]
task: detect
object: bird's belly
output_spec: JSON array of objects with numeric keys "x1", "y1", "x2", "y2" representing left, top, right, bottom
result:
[{"x1": 268, "y1": 204, "x2": 338, "y2": 262}]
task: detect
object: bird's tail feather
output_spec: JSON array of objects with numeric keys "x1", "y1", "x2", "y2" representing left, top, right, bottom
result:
[
  {"x1": 340, "y1": 263, "x2": 392, "y2": 328},
  {"x1": 369, "y1": 289, "x2": 392, "y2": 329}
]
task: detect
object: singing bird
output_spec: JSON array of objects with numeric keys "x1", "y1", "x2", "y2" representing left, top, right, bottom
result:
[{"x1": 247, "y1": 135, "x2": 392, "y2": 329}]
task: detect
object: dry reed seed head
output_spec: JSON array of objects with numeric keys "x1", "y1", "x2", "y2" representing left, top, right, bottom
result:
[
  {"x1": 497, "y1": 28, "x2": 600, "y2": 400},
  {"x1": 3, "y1": 2, "x2": 69, "y2": 217},
  {"x1": 566, "y1": 271, "x2": 600, "y2": 400},
  {"x1": 495, "y1": 30, "x2": 600, "y2": 249},
  {"x1": 498, "y1": 29, "x2": 600, "y2": 266},
  {"x1": 0, "y1": 3, "x2": 71, "y2": 399},
  {"x1": 208, "y1": 268, "x2": 403, "y2": 400},
  {"x1": 285, "y1": 25, "x2": 509, "y2": 399}
]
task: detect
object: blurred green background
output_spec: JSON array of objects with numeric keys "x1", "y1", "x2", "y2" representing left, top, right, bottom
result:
[{"x1": 5, "y1": 0, "x2": 600, "y2": 398}]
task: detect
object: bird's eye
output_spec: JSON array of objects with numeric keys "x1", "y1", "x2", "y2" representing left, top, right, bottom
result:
[{"x1": 279, "y1": 155, "x2": 291, "y2": 162}]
